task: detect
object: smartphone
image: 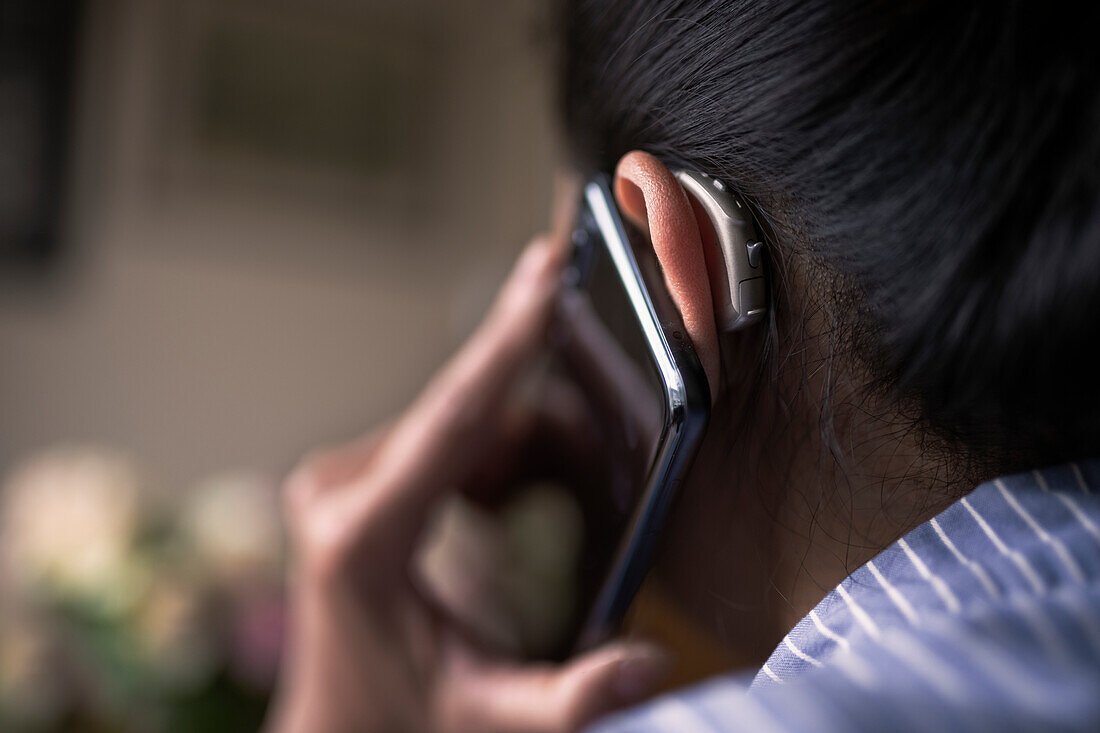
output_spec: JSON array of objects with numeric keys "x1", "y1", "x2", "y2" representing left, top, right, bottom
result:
[{"x1": 553, "y1": 173, "x2": 711, "y2": 654}]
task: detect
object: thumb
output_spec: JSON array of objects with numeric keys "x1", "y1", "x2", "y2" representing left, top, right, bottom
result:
[{"x1": 439, "y1": 642, "x2": 672, "y2": 733}]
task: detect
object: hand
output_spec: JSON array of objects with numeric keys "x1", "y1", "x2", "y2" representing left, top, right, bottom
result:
[{"x1": 266, "y1": 237, "x2": 671, "y2": 733}]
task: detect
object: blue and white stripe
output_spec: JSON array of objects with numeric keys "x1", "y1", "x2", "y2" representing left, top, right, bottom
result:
[{"x1": 590, "y1": 460, "x2": 1100, "y2": 732}]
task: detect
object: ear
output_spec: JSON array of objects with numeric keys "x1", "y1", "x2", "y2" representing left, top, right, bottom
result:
[{"x1": 614, "y1": 151, "x2": 721, "y2": 400}]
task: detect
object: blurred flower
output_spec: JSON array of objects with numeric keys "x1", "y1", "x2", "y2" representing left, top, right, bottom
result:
[
  {"x1": 179, "y1": 471, "x2": 284, "y2": 585},
  {"x1": 0, "y1": 446, "x2": 149, "y2": 612},
  {"x1": 0, "y1": 609, "x2": 69, "y2": 728},
  {"x1": 134, "y1": 575, "x2": 218, "y2": 692},
  {"x1": 0, "y1": 451, "x2": 287, "y2": 731},
  {"x1": 226, "y1": 592, "x2": 285, "y2": 691}
]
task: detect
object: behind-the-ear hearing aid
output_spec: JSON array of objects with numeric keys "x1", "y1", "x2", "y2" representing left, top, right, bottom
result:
[{"x1": 673, "y1": 170, "x2": 767, "y2": 332}]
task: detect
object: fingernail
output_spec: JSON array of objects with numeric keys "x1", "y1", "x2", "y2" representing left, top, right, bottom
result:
[{"x1": 614, "y1": 644, "x2": 673, "y2": 702}]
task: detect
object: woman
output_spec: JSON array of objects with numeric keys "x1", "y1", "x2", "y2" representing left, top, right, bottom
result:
[{"x1": 267, "y1": 1, "x2": 1100, "y2": 730}]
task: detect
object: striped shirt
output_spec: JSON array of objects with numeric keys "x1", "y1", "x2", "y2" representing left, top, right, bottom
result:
[{"x1": 591, "y1": 460, "x2": 1100, "y2": 732}]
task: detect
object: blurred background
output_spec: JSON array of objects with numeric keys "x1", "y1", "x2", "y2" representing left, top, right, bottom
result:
[{"x1": 0, "y1": 0, "x2": 559, "y2": 729}]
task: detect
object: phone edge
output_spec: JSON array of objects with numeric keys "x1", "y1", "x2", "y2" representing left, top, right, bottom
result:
[{"x1": 573, "y1": 176, "x2": 711, "y2": 652}]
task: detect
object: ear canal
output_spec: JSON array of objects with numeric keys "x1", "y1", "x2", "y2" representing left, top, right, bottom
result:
[{"x1": 672, "y1": 171, "x2": 768, "y2": 332}]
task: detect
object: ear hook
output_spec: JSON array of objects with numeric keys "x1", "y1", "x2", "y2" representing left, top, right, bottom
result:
[{"x1": 673, "y1": 170, "x2": 767, "y2": 332}]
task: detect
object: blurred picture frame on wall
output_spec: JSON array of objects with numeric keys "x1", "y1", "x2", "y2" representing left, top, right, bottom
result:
[
  {"x1": 0, "y1": 0, "x2": 81, "y2": 274},
  {"x1": 154, "y1": 0, "x2": 438, "y2": 220}
]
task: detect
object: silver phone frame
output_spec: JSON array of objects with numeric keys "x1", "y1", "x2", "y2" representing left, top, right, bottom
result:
[{"x1": 572, "y1": 177, "x2": 710, "y2": 651}]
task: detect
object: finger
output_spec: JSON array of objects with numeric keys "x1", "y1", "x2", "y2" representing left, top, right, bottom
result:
[
  {"x1": 291, "y1": 426, "x2": 391, "y2": 493},
  {"x1": 439, "y1": 641, "x2": 672, "y2": 733},
  {"x1": 283, "y1": 425, "x2": 391, "y2": 523},
  {"x1": 356, "y1": 236, "x2": 565, "y2": 539}
]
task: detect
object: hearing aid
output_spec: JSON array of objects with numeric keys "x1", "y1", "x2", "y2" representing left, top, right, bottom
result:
[{"x1": 673, "y1": 170, "x2": 767, "y2": 331}]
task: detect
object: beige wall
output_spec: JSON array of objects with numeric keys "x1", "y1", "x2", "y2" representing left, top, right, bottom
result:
[{"x1": 0, "y1": 0, "x2": 560, "y2": 486}]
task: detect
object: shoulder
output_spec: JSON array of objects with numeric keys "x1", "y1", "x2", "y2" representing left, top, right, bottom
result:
[{"x1": 591, "y1": 462, "x2": 1100, "y2": 732}]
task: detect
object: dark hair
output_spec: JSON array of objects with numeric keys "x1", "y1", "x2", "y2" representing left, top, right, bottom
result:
[{"x1": 562, "y1": 0, "x2": 1100, "y2": 471}]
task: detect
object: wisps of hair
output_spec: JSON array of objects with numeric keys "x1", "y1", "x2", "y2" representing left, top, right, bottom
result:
[{"x1": 562, "y1": 0, "x2": 1100, "y2": 470}]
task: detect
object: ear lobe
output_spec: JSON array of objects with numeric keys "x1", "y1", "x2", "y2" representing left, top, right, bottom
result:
[{"x1": 614, "y1": 151, "x2": 721, "y2": 400}]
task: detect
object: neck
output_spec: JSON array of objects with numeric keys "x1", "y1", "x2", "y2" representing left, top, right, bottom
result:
[{"x1": 645, "y1": 325, "x2": 969, "y2": 674}]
